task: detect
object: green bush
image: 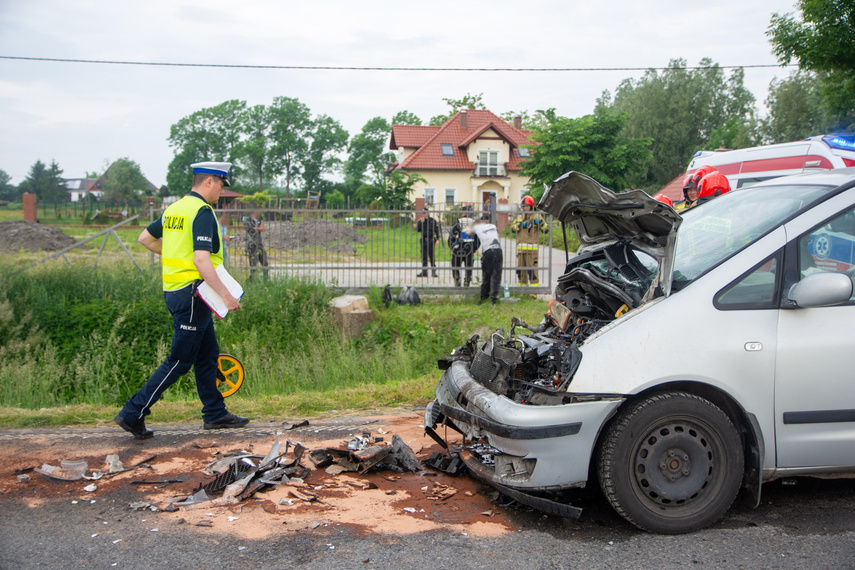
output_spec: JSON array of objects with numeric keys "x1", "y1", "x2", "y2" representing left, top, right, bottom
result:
[{"x1": 0, "y1": 260, "x2": 547, "y2": 411}]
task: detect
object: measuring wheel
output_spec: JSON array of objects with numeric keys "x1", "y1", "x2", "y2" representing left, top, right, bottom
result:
[{"x1": 216, "y1": 354, "x2": 245, "y2": 398}]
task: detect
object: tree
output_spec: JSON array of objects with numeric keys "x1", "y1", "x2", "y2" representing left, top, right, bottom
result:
[
  {"x1": 379, "y1": 170, "x2": 426, "y2": 207},
  {"x1": 391, "y1": 110, "x2": 422, "y2": 126},
  {"x1": 0, "y1": 169, "x2": 17, "y2": 201},
  {"x1": 344, "y1": 116, "x2": 394, "y2": 202},
  {"x1": 166, "y1": 99, "x2": 246, "y2": 194},
  {"x1": 267, "y1": 96, "x2": 313, "y2": 195},
  {"x1": 763, "y1": 70, "x2": 830, "y2": 143},
  {"x1": 768, "y1": 1, "x2": 855, "y2": 130},
  {"x1": 101, "y1": 158, "x2": 150, "y2": 202},
  {"x1": 429, "y1": 93, "x2": 487, "y2": 126},
  {"x1": 606, "y1": 58, "x2": 758, "y2": 189},
  {"x1": 520, "y1": 107, "x2": 652, "y2": 199},
  {"x1": 302, "y1": 114, "x2": 348, "y2": 194},
  {"x1": 17, "y1": 160, "x2": 67, "y2": 202},
  {"x1": 235, "y1": 103, "x2": 277, "y2": 192}
]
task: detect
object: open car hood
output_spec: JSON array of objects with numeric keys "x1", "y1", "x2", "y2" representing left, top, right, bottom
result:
[{"x1": 538, "y1": 171, "x2": 683, "y2": 296}]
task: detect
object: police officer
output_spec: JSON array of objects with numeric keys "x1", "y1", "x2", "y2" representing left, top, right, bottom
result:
[{"x1": 114, "y1": 162, "x2": 248, "y2": 439}]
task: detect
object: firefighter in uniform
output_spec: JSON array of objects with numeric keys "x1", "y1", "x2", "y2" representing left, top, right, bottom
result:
[
  {"x1": 678, "y1": 165, "x2": 717, "y2": 211},
  {"x1": 114, "y1": 162, "x2": 248, "y2": 439},
  {"x1": 511, "y1": 195, "x2": 549, "y2": 286}
]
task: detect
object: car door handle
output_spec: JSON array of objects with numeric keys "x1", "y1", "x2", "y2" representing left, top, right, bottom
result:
[{"x1": 744, "y1": 342, "x2": 763, "y2": 352}]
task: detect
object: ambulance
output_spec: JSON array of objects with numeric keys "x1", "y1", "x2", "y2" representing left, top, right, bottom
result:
[{"x1": 686, "y1": 134, "x2": 855, "y2": 189}]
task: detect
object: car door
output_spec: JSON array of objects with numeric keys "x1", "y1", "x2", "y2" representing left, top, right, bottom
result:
[{"x1": 775, "y1": 199, "x2": 855, "y2": 469}]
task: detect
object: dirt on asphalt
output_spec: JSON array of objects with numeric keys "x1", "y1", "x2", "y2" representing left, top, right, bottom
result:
[
  {"x1": 0, "y1": 221, "x2": 76, "y2": 252},
  {"x1": 0, "y1": 413, "x2": 515, "y2": 540}
]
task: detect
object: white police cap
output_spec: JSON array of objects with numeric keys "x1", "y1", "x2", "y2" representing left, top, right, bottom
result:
[{"x1": 191, "y1": 161, "x2": 232, "y2": 187}]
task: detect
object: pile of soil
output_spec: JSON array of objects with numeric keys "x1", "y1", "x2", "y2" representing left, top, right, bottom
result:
[
  {"x1": 0, "y1": 221, "x2": 76, "y2": 252},
  {"x1": 262, "y1": 219, "x2": 368, "y2": 251}
]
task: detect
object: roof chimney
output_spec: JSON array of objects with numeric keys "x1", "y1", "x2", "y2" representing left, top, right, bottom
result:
[
  {"x1": 513, "y1": 115, "x2": 522, "y2": 129},
  {"x1": 460, "y1": 110, "x2": 468, "y2": 131}
]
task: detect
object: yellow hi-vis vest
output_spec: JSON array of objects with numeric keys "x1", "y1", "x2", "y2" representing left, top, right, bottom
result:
[{"x1": 160, "y1": 196, "x2": 223, "y2": 291}]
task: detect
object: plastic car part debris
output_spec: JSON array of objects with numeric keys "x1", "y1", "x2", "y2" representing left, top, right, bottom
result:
[
  {"x1": 17, "y1": 474, "x2": 29, "y2": 484},
  {"x1": 281, "y1": 420, "x2": 309, "y2": 430},
  {"x1": 83, "y1": 484, "x2": 97, "y2": 492},
  {"x1": 310, "y1": 433, "x2": 421, "y2": 476},
  {"x1": 34, "y1": 459, "x2": 88, "y2": 481},
  {"x1": 103, "y1": 455, "x2": 157, "y2": 478},
  {"x1": 173, "y1": 489, "x2": 210, "y2": 507},
  {"x1": 424, "y1": 452, "x2": 467, "y2": 476}
]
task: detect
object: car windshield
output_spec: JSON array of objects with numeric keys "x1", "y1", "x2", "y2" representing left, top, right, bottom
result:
[{"x1": 672, "y1": 184, "x2": 834, "y2": 288}]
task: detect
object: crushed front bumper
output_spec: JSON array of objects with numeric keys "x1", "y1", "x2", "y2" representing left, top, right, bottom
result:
[{"x1": 425, "y1": 360, "x2": 623, "y2": 491}]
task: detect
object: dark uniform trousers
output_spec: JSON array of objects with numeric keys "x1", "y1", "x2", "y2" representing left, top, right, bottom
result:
[
  {"x1": 118, "y1": 285, "x2": 226, "y2": 424},
  {"x1": 480, "y1": 248, "x2": 503, "y2": 301}
]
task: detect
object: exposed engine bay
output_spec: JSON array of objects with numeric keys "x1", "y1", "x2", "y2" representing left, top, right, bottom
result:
[{"x1": 440, "y1": 243, "x2": 656, "y2": 405}]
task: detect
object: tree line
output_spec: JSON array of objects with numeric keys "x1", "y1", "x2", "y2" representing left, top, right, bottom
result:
[{"x1": 2, "y1": 1, "x2": 851, "y2": 204}]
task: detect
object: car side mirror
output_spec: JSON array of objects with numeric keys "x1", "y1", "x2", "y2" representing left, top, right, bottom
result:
[{"x1": 787, "y1": 272, "x2": 853, "y2": 308}]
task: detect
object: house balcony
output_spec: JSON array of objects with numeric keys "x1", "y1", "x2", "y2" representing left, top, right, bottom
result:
[{"x1": 471, "y1": 163, "x2": 509, "y2": 178}]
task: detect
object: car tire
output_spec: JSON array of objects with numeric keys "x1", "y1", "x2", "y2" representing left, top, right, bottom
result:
[{"x1": 597, "y1": 391, "x2": 743, "y2": 534}]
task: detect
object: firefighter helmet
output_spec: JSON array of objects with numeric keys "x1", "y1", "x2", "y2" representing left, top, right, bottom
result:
[
  {"x1": 521, "y1": 195, "x2": 535, "y2": 208},
  {"x1": 697, "y1": 171, "x2": 731, "y2": 199},
  {"x1": 653, "y1": 193, "x2": 673, "y2": 206}
]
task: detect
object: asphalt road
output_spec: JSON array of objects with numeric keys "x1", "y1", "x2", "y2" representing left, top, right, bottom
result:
[{"x1": 2, "y1": 416, "x2": 855, "y2": 570}]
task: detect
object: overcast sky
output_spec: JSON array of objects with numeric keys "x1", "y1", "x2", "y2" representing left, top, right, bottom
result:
[{"x1": 0, "y1": 0, "x2": 799, "y2": 187}]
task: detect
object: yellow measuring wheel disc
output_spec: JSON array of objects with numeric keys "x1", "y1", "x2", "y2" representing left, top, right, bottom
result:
[{"x1": 216, "y1": 354, "x2": 244, "y2": 397}]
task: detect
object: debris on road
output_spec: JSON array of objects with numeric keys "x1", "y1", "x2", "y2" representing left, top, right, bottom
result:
[{"x1": 34, "y1": 459, "x2": 88, "y2": 481}]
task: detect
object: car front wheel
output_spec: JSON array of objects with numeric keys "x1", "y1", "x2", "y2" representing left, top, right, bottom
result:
[{"x1": 597, "y1": 391, "x2": 743, "y2": 534}]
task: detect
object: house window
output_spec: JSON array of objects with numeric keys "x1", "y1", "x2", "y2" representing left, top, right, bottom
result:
[
  {"x1": 518, "y1": 147, "x2": 530, "y2": 158},
  {"x1": 441, "y1": 143, "x2": 454, "y2": 156},
  {"x1": 478, "y1": 150, "x2": 499, "y2": 176},
  {"x1": 424, "y1": 187, "x2": 435, "y2": 205},
  {"x1": 445, "y1": 188, "x2": 456, "y2": 204}
]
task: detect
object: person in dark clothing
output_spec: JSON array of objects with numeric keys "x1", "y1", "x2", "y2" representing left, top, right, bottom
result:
[
  {"x1": 448, "y1": 206, "x2": 477, "y2": 287},
  {"x1": 471, "y1": 217, "x2": 503, "y2": 305},
  {"x1": 415, "y1": 207, "x2": 441, "y2": 277},
  {"x1": 244, "y1": 209, "x2": 268, "y2": 281}
]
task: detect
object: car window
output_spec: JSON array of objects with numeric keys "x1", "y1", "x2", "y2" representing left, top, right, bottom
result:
[
  {"x1": 715, "y1": 252, "x2": 781, "y2": 310},
  {"x1": 799, "y1": 204, "x2": 855, "y2": 301},
  {"x1": 673, "y1": 184, "x2": 833, "y2": 288}
]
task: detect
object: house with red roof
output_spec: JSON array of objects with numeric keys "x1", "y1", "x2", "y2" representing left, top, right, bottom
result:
[{"x1": 389, "y1": 110, "x2": 534, "y2": 209}]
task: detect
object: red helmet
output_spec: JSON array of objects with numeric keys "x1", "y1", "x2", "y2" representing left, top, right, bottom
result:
[
  {"x1": 521, "y1": 195, "x2": 535, "y2": 208},
  {"x1": 653, "y1": 193, "x2": 673, "y2": 206},
  {"x1": 690, "y1": 165, "x2": 717, "y2": 188},
  {"x1": 697, "y1": 171, "x2": 731, "y2": 199},
  {"x1": 682, "y1": 174, "x2": 695, "y2": 191}
]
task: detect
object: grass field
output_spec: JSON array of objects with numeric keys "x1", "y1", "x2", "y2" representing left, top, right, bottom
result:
[{"x1": 0, "y1": 258, "x2": 550, "y2": 428}]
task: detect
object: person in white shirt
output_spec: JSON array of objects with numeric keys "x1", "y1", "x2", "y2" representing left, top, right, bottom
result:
[{"x1": 470, "y1": 216, "x2": 503, "y2": 305}]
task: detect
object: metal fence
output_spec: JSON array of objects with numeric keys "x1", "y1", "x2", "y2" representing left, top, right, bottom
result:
[{"x1": 174, "y1": 204, "x2": 557, "y2": 295}]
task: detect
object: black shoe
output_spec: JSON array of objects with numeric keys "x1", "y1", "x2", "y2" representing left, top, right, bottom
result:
[
  {"x1": 454, "y1": 278, "x2": 461, "y2": 287},
  {"x1": 463, "y1": 280, "x2": 470, "y2": 287},
  {"x1": 416, "y1": 271, "x2": 427, "y2": 277},
  {"x1": 114, "y1": 414, "x2": 153, "y2": 440},
  {"x1": 478, "y1": 297, "x2": 488, "y2": 305},
  {"x1": 491, "y1": 297, "x2": 498, "y2": 305},
  {"x1": 204, "y1": 411, "x2": 249, "y2": 430},
  {"x1": 432, "y1": 271, "x2": 438, "y2": 277}
]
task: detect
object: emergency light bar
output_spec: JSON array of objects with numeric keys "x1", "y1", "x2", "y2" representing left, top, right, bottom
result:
[{"x1": 822, "y1": 135, "x2": 855, "y2": 152}]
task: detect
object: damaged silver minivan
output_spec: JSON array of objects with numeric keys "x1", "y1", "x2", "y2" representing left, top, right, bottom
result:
[{"x1": 425, "y1": 169, "x2": 855, "y2": 533}]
